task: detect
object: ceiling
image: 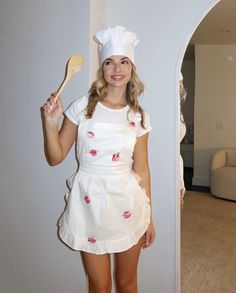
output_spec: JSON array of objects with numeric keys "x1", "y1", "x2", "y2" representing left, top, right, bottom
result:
[
  {"x1": 191, "y1": 0, "x2": 236, "y2": 44},
  {"x1": 185, "y1": 0, "x2": 236, "y2": 59}
]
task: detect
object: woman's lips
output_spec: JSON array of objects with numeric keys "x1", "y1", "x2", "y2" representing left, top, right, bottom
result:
[{"x1": 111, "y1": 75, "x2": 125, "y2": 80}]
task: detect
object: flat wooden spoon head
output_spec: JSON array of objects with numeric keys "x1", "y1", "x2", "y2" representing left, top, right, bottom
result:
[
  {"x1": 66, "y1": 54, "x2": 84, "y2": 77},
  {"x1": 54, "y1": 53, "x2": 84, "y2": 101}
]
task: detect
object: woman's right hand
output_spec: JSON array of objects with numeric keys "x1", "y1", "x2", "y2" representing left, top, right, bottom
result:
[{"x1": 42, "y1": 93, "x2": 64, "y2": 126}]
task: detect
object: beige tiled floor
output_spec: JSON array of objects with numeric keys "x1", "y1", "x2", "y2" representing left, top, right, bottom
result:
[{"x1": 181, "y1": 191, "x2": 236, "y2": 293}]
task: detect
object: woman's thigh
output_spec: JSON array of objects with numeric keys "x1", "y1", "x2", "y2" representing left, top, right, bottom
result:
[
  {"x1": 114, "y1": 235, "x2": 145, "y2": 282},
  {"x1": 81, "y1": 251, "x2": 112, "y2": 290}
]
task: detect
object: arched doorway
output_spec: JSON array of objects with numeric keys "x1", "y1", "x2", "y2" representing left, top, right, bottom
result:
[{"x1": 176, "y1": 0, "x2": 236, "y2": 292}]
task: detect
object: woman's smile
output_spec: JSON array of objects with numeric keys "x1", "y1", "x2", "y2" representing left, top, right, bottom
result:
[{"x1": 111, "y1": 75, "x2": 125, "y2": 81}]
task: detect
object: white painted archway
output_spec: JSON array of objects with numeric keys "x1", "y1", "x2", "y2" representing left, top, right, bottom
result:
[
  {"x1": 174, "y1": 1, "x2": 221, "y2": 292},
  {"x1": 175, "y1": 0, "x2": 221, "y2": 93}
]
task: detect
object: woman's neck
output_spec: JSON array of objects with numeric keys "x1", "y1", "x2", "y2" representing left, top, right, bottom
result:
[{"x1": 104, "y1": 87, "x2": 127, "y2": 107}]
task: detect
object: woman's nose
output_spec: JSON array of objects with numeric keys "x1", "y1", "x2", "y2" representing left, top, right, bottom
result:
[{"x1": 114, "y1": 63, "x2": 121, "y2": 72}]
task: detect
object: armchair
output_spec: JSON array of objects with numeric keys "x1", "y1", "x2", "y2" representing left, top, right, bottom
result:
[{"x1": 210, "y1": 149, "x2": 236, "y2": 201}]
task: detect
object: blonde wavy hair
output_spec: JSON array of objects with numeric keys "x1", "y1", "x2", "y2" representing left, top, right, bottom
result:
[
  {"x1": 179, "y1": 79, "x2": 187, "y2": 122},
  {"x1": 179, "y1": 79, "x2": 187, "y2": 104},
  {"x1": 86, "y1": 63, "x2": 146, "y2": 128}
]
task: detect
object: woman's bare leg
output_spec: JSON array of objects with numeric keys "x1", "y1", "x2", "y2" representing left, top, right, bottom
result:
[
  {"x1": 81, "y1": 251, "x2": 112, "y2": 293},
  {"x1": 114, "y1": 235, "x2": 145, "y2": 293}
]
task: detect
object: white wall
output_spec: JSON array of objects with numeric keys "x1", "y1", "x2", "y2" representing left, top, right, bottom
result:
[
  {"x1": 193, "y1": 44, "x2": 236, "y2": 186},
  {"x1": 0, "y1": 0, "x2": 220, "y2": 293},
  {"x1": 0, "y1": 1, "x2": 90, "y2": 292}
]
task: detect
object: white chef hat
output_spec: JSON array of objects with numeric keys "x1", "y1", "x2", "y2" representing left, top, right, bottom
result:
[{"x1": 95, "y1": 26, "x2": 139, "y2": 65}]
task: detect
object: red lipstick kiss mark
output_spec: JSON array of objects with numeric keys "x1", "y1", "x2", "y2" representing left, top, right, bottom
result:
[
  {"x1": 87, "y1": 131, "x2": 95, "y2": 138},
  {"x1": 88, "y1": 237, "x2": 96, "y2": 243},
  {"x1": 112, "y1": 152, "x2": 120, "y2": 162},
  {"x1": 84, "y1": 195, "x2": 91, "y2": 204},
  {"x1": 129, "y1": 121, "x2": 136, "y2": 127},
  {"x1": 123, "y1": 211, "x2": 131, "y2": 219},
  {"x1": 89, "y1": 149, "x2": 97, "y2": 156}
]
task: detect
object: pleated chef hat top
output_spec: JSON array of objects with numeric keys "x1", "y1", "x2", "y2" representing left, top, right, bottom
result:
[{"x1": 95, "y1": 26, "x2": 139, "y2": 65}]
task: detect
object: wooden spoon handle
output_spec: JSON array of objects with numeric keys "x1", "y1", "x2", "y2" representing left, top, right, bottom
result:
[{"x1": 53, "y1": 76, "x2": 69, "y2": 103}]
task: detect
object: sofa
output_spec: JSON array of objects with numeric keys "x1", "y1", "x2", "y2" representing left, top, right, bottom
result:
[{"x1": 210, "y1": 149, "x2": 236, "y2": 201}]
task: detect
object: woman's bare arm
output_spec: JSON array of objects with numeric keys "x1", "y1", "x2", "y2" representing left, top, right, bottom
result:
[
  {"x1": 41, "y1": 95, "x2": 77, "y2": 166},
  {"x1": 132, "y1": 133, "x2": 151, "y2": 199},
  {"x1": 132, "y1": 133, "x2": 156, "y2": 248}
]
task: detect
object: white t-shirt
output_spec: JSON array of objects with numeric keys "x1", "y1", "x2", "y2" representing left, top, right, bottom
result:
[{"x1": 64, "y1": 95, "x2": 151, "y2": 137}]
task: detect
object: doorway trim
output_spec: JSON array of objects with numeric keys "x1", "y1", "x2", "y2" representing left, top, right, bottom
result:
[{"x1": 174, "y1": 0, "x2": 221, "y2": 292}]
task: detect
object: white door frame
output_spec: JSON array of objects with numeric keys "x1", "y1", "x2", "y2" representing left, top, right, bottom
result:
[{"x1": 174, "y1": 0, "x2": 221, "y2": 292}]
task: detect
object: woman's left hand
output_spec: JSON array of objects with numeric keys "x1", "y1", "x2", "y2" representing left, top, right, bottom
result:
[
  {"x1": 180, "y1": 188, "x2": 185, "y2": 209},
  {"x1": 143, "y1": 220, "x2": 156, "y2": 249}
]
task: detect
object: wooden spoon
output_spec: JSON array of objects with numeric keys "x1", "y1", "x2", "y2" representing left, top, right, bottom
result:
[{"x1": 54, "y1": 53, "x2": 84, "y2": 102}]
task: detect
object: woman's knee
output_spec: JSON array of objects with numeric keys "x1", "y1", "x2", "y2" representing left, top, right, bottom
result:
[
  {"x1": 88, "y1": 277, "x2": 112, "y2": 293},
  {"x1": 115, "y1": 275, "x2": 137, "y2": 293}
]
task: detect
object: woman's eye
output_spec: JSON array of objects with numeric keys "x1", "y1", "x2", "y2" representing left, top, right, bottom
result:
[
  {"x1": 104, "y1": 60, "x2": 112, "y2": 66},
  {"x1": 121, "y1": 60, "x2": 129, "y2": 64}
]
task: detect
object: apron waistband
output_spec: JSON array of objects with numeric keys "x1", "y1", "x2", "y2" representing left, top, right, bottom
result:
[{"x1": 79, "y1": 165, "x2": 130, "y2": 175}]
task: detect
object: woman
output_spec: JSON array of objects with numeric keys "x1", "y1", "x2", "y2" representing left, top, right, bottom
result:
[
  {"x1": 179, "y1": 72, "x2": 187, "y2": 209},
  {"x1": 42, "y1": 26, "x2": 155, "y2": 292}
]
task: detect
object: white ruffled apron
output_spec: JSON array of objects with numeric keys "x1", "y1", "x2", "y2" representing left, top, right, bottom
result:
[{"x1": 58, "y1": 119, "x2": 151, "y2": 254}]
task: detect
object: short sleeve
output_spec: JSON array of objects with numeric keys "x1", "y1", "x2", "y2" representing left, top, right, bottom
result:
[
  {"x1": 136, "y1": 111, "x2": 152, "y2": 137},
  {"x1": 64, "y1": 96, "x2": 88, "y2": 125}
]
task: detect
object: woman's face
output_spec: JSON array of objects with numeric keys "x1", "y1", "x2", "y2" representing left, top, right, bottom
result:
[{"x1": 102, "y1": 55, "x2": 133, "y2": 89}]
